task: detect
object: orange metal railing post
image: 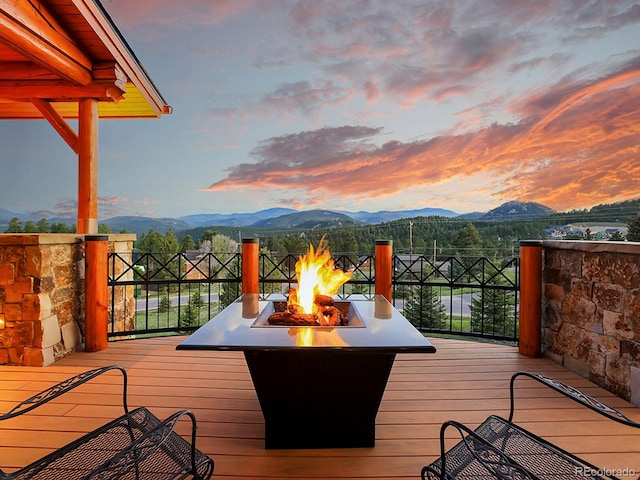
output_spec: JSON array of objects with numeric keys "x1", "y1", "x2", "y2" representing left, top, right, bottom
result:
[
  {"x1": 519, "y1": 240, "x2": 543, "y2": 357},
  {"x1": 85, "y1": 235, "x2": 108, "y2": 352},
  {"x1": 241, "y1": 238, "x2": 260, "y2": 317},
  {"x1": 375, "y1": 240, "x2": 393, "y2": 302},
  {"x1": 242, "y1": 238, "x2": 260, "y2": 295}
]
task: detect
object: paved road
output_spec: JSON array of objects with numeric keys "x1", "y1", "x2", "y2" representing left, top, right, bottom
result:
[
  {"x1": 136, "y1": 292, "x2": 472, "y2": 315},
  {"x1": 136, "y1": 292, "x2": 219, "y2": 310},
  {"x1": 393, "y1": 293, "x2": 473, "y2": 316}
]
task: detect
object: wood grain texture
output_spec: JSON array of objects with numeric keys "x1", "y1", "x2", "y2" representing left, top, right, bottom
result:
[{"x1": 0, "y1": 336, "x2": 638, "y2": 479}]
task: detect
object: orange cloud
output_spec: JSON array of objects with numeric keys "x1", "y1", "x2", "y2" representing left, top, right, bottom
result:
[{"x1": 204, "y1": 56, "x2": 640, "y2": 211}]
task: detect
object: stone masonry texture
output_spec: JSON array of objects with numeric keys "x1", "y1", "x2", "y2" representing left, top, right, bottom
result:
[{"x1": 541, "y1": 241, "x2": 640, "y2": 406}]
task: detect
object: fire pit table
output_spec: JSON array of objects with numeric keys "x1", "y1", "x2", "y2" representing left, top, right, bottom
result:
[{"x1": 177, "y1": 294, "x2": 436, "y2": 449}]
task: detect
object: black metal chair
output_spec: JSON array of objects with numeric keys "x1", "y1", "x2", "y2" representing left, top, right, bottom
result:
[
  {"x1": 0, "y1": 365, "x2": 214, "y2": 479},
  {"x1": 422, "y1": 371, "x2": 640, "y2": 480}
]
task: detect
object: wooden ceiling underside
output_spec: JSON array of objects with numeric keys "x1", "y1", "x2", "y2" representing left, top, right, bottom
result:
[{"x1": 0, "y1": 0, "x2": 170, "y2": 119}]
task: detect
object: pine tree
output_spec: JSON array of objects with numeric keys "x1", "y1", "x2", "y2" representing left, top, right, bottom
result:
[
  {"x1": 6, "y1": 217, "x2": 22, "y2": 233},
  {"x1": 470, "y1": 285, "x2": 517, "y2": 336},
  {"x1": 219, "y1": 257, "x2": 241, "y2": 308},
  {"x1": 36, "y1": 218, "x2": 50, "y2": 233},
  {"x1": 403, "y1": 285, "x2": 448, "y2": 330},
  {"x1": 627, "y1": 214, "x2": 640, "y2": 242},
  {"x1": 452, "y1": 223, "x2": 484, "y2": 282}
]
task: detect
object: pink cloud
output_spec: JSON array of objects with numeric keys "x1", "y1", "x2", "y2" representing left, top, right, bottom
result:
[{"x1": 203, "y1": 56, "x2": 640, "y2": 211}]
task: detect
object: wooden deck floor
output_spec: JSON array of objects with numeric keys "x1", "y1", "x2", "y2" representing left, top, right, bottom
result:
[{"x1": 1, "y1": 336, "x2": 639, "y2": 479}]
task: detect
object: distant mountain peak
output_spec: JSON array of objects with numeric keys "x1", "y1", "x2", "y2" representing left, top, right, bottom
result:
[{"x1": 480, "y1": 201, "x2": 555, "y2": 220}]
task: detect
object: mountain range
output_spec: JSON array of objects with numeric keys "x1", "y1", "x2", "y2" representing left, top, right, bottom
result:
[{"x1": 0, "y1": 201, "x2": 561, "y2": 235}]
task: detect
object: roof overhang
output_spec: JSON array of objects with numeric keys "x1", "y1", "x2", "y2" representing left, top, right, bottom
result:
[{"x1": 0, "y1": 0, "x2": 172, "y2": 119}]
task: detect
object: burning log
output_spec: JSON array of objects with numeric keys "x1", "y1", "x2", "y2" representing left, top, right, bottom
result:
[
  {"x1": 267, "y1": 291, "x2": 348, "y2": 326},
  {"x1": 314, "y1": 294, "x2": 334, "y2": 307},
  {"x1": 268, "y1": 312, "x2": 321, "y2": 326},
  {"x1": 320, "y1": 306, "x2": 342, "y2": 326}
]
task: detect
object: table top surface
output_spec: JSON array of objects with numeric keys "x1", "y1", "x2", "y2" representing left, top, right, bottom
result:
[{"x1": 176, "y1": 294, "x2": 436, "y2": 353}]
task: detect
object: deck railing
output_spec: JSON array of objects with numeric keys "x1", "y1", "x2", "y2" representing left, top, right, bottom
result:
[{"x1": 108, "y1": 251, "x2": 519, "y2": 342}]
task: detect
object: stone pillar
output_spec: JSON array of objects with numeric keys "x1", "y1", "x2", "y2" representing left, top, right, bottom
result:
[
  {"x1": 0, "y1": 233, "x2": 135, "y2": 365},
  {"x1": 0, "y1": 234, "x2": 83, "y2": 366}
]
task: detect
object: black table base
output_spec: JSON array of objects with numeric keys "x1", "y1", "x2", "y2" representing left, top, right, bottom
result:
[{"x1": 244, "y1": 350, "x2": 395, "y2": 449}]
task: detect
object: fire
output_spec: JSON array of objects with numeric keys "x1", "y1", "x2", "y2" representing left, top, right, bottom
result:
[
  {"x1": 290, "y1": 327, "x2": 349, "y2": 347},
  {"x1": 288, "y1": 235, "x2": 353, "y2": 316}
]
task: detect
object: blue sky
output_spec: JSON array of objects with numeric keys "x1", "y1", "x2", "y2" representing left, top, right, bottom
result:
[{"x1": 1, "y1": 0, "x2": 639, "y2": 219}]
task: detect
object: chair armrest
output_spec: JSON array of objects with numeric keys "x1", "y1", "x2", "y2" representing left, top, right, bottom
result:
[
  {"x1": 509, "y1": 371, "x2": 640, "y2": 428},
  {"x1": 421, "y1": 420, "x2": 538, "y2": 480},
  {"x1": 0, "y1": 365, "x2": 128, "y2": 421}
]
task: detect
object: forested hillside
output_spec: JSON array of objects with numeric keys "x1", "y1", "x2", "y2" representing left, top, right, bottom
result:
[{"x1": 174, "y1": 197, "x2": 640, "y2": 256}]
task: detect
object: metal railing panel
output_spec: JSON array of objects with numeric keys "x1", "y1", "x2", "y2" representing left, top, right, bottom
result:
[{"x1": 108, "y1": 252, "x2": 519, "y2": 342}]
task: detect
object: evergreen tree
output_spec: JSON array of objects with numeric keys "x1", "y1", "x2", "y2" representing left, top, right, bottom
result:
[
  {"x1": 50, "y1": 222, "x2": 71, "y2": 233},
  {"x1": 219, "y1": 257, "x2": 241, "y2": 308},
  {"x1": 158, "y1": 296, "x2": 172, "y2": 313},
  {"x1": 454, "y1": 222, "x2": 484, "y2": 257},
  {"x1": 180, "y1": 235, "x2": 196, "y2": 252},
  {"x1": 23, "y1": 220, "x2": 37, "y2": 233},
  {"x1": 179, "y1": 305, "x2": 198, "y2": 327},
  {"x1": 98, "y1": 223, "x2": 112, "y2": 234},
  {"x1": 452, "y1": 222, "x2": 484, "y2": 282},
  {"x1": 135, "y1": 229, "x2": 182, "y2": 286},
  {"x1": 627, "y1": 214, "x2": 640, "y2": 242},
  {"x1": 179, "y1": 292, "x2": 205, "y2": 332},
  {"x1": 6, "y1": 217, "x2": 22, "y2": 233},
  {"x1": 403, "y1": 284, "x2": 448, "y2": 330},
  {"x1": 36, "y1": 218, "x2": 49, "y2": 233},
  {"x1": 470, "y1": 282, "x2": 517, "y2": 336}
]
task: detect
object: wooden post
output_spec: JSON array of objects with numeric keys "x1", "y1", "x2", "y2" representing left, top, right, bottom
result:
[
  {"x1": 241, "y1": 238, "x2": 260, "y2": 317},
  {"x1": 77, "y1": 98, "x2": 99, "y2": 234},
  {"x1": 375, "y1": 240, "x2": 393, "y2": 302},
  {"x1": 242, "y1": 238, "x2": 259, "y2": 295},
  {"x1": 519, "y1": 240, "x2": 542, "y2": 357},
  {"x1": 84, "y1": 234, "x2": 109, "y2": 352}
]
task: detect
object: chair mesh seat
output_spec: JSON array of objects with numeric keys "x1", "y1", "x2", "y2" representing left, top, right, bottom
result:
[
  {"x1": 425, "y1": 415, "x2": 611, "y2": 479},
  {"x1": 13, "y1": 407, "x2": 211, "y2": 480}
]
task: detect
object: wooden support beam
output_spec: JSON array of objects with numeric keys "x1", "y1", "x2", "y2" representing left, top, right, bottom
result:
[
  {"x1": 0, "y1": 80, "x2": 126, "y2": 102},
  {"x1": 31, "y1": 98, "x2": 78, "y2": 153},
  {"x1": 0, "y1": 0, "x2": 93, "y2": 85},
  {"x1": 84, "y1": 235, "x2": 109, "y2": 352},
  {"x1": 0, "y1": 61, "x2": 56, "y2": 80},
  {"x1": 77, "y1": 98, "x2": 99, "y2": 234}
]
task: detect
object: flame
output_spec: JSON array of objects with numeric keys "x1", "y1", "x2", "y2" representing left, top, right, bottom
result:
[
  {"x1": 289, "y1": 235, "x2": 353, "y2": 315},
  {"x1": 296, "y1": 327, "x2": 315, "y2": 346}
]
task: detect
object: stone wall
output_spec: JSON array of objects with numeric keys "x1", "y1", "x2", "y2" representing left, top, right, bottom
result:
[
  {"x1": 0, "y1": 234, "x2": 135, "y2": 366},
  {"x1": 541, "y1": 241, "x2": 640, "y2": 406},
  {"x1": 0, "y1": 234, "x2": 84, "y2": 365}
]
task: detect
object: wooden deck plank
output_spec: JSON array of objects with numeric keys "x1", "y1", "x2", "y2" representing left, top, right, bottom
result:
[{"x1": 0, "y1": 336, "x2": 639, "y2": 479}]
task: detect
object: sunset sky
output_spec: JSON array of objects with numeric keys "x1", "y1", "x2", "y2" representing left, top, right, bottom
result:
[{"x1": 1, "y1": 0, "x2": 639, "y2": 219}]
